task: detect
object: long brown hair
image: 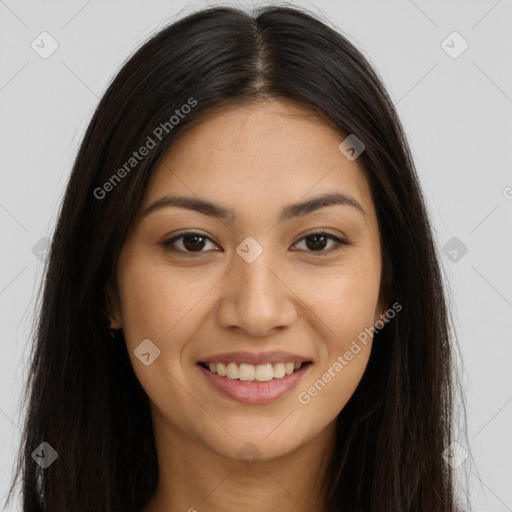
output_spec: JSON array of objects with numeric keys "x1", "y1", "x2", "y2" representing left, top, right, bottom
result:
[{"x1": 5, "y1": 5, "x2": 470, "y2": 511}]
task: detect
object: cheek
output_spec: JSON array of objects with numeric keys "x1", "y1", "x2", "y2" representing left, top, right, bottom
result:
[
  {"x1": 117, "y1": 268, "x2": 170, "y2": 345},
  {"x1": 118, "y1": 259, "x2": 212, "y2": 342},
  {"x1": 296, "y1": 283, "x2": 375, "y2": 427},
  {"x1": 293, "y1": 259, "x2": 379, "y2": 417},
  {"x1": 297, "y1": 344, "x2": 371, "y2": 431},
  {"x1": 116, "y1": 261, "x2": 206, "y2": 405},
  {"x1": 299, "y1": 258, "x2": 381, "y2": 336}
]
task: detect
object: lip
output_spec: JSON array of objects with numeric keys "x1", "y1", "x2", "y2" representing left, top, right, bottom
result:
[
  {"x1": 197, "y1": 361, "x2": 312, "y2": 405},
  {"x1": 197, "y1": 350, "x2": 312, "y2": 366}
]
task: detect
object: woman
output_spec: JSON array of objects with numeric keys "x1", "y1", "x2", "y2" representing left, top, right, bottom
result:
[{"x1": 6, "y1": 4, "x2": 470, "y2": 511}]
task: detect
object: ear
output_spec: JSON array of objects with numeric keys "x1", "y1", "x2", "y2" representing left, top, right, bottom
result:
[
  {"x1": 374, "y1": 295, "x2": 390, "y2": 327},
  {"x1": 104, "y1": 279, "x2": 122, "y2": 329},
  {"x1": 374, "y1": 249, "x2": 394, "y2": 326}
]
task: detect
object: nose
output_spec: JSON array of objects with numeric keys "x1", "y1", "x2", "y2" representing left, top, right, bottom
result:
[{"x1": 216, "y1": 250, "x2": 298, "y2": 337}]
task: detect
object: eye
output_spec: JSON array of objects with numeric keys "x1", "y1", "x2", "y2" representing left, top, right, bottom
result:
[
  {"x1": 161, "y1": 232, "x2": 218, "y2": 255},
  {"x1": 292, "y1": 231, "x2": 348, "y2": 254},
  {"x1": 161, "y1": 231, "x2": 349, "y2": 256}
]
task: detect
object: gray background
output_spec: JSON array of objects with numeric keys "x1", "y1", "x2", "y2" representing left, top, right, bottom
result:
[{"x1": 1, "y1": 0, "x2": 511, "y2": 510}]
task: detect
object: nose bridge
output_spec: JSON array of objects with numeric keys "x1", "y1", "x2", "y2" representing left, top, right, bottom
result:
[
  {"x1": 237, "y1": 252, "x2": 277, "y2": 303},
  {"x1": 234, "y1": 234, "x2": 279, "y2": 295},
  {"x1": 218, "y1": 239, "x2": 297, "y2": 335}
]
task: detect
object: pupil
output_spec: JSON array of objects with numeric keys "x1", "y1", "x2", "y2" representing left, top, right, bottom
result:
[
  {"x1": 184, "y1": 235, "x2": 205, "y2": 252},
  {"x1": 307, "y1": 234, "x2": 327, "y2": 251}
]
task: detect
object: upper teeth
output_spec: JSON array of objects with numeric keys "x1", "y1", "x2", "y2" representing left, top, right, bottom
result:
[{"x1": 207, "y1": 362, "x2": 304, "y2": 381}]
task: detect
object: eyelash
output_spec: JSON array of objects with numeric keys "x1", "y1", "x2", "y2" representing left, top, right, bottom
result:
[{"x1": 160, "y1": 231, "x2": 349, "y2": 257}]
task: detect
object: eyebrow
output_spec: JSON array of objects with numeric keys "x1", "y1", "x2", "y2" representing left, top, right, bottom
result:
[{"x1": 142, "y1": 191, "x2": 366, "y2": 221}]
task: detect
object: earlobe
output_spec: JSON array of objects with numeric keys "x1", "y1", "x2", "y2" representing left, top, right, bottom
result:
[
  {"x1": 374, "y1": 287, "x2": 393, "y2": 328},
  {"x1": 374, "y1": 303, "x2": 390, "y2": 327},
  {"x1": 104, "y1": 281, "x2": 122, "y2": 329},
  {"x1": 375, "y1": 254, "x2": 394, "y2": 327}
]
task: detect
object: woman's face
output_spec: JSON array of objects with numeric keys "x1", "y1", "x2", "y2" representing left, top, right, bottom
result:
[{"x1": 108, "y1": 99, "x2": 387, "y2": 464}]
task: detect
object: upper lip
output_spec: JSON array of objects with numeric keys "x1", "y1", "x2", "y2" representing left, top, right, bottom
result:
[{"x1": 197, "y1": 350, "x2": 312, "y2": 366}]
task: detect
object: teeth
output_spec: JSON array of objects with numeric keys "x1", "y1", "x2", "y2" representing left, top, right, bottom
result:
[
  {"x1": 239, "y1": 363, "x2": 256, "y2": 381},
  {"x1": 206, "y1": 361, "x2": 305, "y2": 381},
  {"x1": 285, "y1": 362, "x2": 295, "y2": 375}
]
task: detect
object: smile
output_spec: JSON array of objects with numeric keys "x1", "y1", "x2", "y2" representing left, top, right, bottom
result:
[
  {"x1": 199, "y1": 361, "x2": 309, "y2": 381},
  {"x1": 196, "y1": 361, "x2": 312, "y2": 404}
]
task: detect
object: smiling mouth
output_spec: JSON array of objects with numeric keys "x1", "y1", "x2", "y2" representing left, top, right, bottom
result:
[{"x1": 197, "y1": 361, "x2": 312, "y2": 382}]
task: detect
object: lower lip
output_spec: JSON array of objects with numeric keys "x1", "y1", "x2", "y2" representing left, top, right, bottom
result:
[{"x1": 197, "y1": 363, "x2": 311, "y2": 405}]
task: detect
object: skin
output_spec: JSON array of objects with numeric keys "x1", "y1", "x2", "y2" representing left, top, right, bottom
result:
[{"x1": 107, "y1": 99, "x2": 389, "y2": 512}]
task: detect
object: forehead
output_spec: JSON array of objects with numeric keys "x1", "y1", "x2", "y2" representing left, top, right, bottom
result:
[{"x1": 142, "y1": 99, "x2": 377, "y2": 226}]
